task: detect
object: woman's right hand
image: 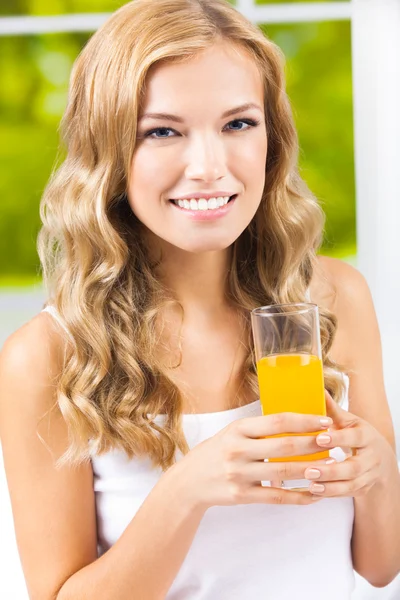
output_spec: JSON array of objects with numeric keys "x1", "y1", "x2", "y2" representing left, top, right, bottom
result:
[{"x1": 173, "y1": 412, "x2": 334, "y2": 509}]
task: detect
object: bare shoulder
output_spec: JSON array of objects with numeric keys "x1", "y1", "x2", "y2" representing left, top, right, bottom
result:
[
  {"x1": 311, "y1": 255, "x2": 371, "y2": 314},
  {"x1": 0, "y1": 312, "x2": 68, "y2": 435},
  {"x1": 311, "y1": 255, "x2": 377, "y2": 368},
  {"x1": 0, "y1": 310, "x2": 66, "y2": 389},
  {"x1": 0, "y1": 312, "x2": 97, "y2": 599}
]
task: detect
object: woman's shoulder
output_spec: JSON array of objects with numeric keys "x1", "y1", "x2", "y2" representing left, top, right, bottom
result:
[
  {"x1": 312, "y1": 255, "x2": 377, "y2": 367},
  {"x1": 0, "y1": 310, "x2": 67, "y2": 412},
  {"x1": 2, "y1": 308, "x2": 66, "y2": 358},
  {"x1": 0, "y1": 310, "x2": 71, "y2": 488},
  {"x1": 311, "y1": 255, "x2": 371, "y2": 313}
]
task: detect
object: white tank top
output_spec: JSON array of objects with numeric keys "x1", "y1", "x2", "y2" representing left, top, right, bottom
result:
[{"x1": 42, "y1": 305, "x2": 355, "y2": 599}]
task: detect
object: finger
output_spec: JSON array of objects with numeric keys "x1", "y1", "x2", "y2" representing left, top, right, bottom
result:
[
  {"x1": 308, "y1": 470, "x2": 374, "y2": 498},
  {"x1": 245, "y1": 433, "x2": 327, "y2": 460},
  {"x1": 244, "y1": 483, "x2": 322, "y2": 505},
  {"x1": 238, "y1": 412, "x2": 333, "y2": 439},
  {"x1": 325, "y1": 392, "x2": 359, "y2": 428},
  {"x1": 304, "y1": 457, "x2": 366, "y2": 483},
  {"x1": 247, "y1": 458, "x2": 334, "y2": 483},
  {"x1": 315, "y1": 426, "x2": 369, "y2": 451}
]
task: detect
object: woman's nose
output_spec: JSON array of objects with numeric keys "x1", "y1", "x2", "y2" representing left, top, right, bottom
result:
[{"x1": 184, "y1": 133, "x2": 227, "y2": 182}]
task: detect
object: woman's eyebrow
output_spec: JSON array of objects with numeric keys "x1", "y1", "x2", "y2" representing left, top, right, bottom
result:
[{"x1": 139, "y1": 102, "x2": 263, "y2": 123}]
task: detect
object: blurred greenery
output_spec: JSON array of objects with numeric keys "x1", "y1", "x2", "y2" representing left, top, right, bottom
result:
[{"x1": 0, "y1": 0, "x2": 355, "y2": 286}]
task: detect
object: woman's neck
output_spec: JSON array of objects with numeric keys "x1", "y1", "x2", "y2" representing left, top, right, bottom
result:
[{"x1": 155, "y1": 245, "x2": 233, "y2": 318}]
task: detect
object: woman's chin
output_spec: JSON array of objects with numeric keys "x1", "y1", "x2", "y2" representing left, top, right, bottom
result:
[{"x1": 173, "y1": 237, "x2": 235, "y2": 254}]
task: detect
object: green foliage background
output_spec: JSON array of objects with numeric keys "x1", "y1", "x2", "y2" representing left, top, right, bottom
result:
[{"x1": 0, "y1": 0, "x2": 355, "y2": 286}]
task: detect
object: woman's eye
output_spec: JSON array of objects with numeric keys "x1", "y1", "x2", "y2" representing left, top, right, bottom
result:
[
  {"x1": 144, "y1": 127, "x2": 177, "y2": 139},
  {"x1": 224, "y1": 118, "x2": 259, "y2": 131}
]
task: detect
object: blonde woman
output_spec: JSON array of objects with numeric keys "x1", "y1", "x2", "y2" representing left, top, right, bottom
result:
[{"x1": 1, "y1": 1, "x2": 399, "y2": 598}]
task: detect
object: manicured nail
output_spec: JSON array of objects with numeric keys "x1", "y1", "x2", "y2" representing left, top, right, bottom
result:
[
  {"x1": 319, "y1": 417, "x2": 333, "y2": 427},
  {"x1": 311, "y1": 483, "x2": 325, "y2": 493},
  {"x1": 316, "y1": 434, "x2": 331, "y2": 445},
  {"x1": 325, "y1": 458, "x2": 336, "y2": 465},
  {"x1": 305, "y1": 468, "x2": 321, "y2": 480}
]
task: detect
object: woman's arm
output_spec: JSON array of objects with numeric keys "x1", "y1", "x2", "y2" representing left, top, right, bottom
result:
[
  {"x1": 58, "y1": 463, "x2": 205, "y2": 600},
  {"x1": 0, "y1": 314, "x2": 206, "y2": 600},
  {"x1": 321, "y1": 258, "x2": 400, "y2": 587}
]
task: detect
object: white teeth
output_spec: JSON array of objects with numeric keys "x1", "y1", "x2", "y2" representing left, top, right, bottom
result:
[
  {"x1": 173, "y1": 196, "x2": 232, "y2": 211},
  {"x1": 198, "y1": 198, "x2": 208, "y2": 211}
]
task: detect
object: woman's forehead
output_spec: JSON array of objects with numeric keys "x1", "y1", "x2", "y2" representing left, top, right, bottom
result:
[{"x1": 140, "y1": 42, "x2": 264, "y2": 119}]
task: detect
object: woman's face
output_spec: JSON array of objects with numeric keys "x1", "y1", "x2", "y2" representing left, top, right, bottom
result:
[{"x1": 128, "y1": 41, "x2": 268, "y2": 254}]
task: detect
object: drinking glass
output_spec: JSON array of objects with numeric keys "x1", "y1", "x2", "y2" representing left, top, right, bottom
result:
[{"x1": 251, "y1": 303, "x2": 329, "y2": 490}]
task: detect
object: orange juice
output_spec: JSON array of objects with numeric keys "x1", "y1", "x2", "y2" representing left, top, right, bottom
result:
[{"x1": 256, "y1": 353, "x2": 328, "y2": 462}]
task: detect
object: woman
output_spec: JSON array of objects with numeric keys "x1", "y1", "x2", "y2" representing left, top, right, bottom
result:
[{"x1": 0, "y1": 0, "x2": 399, "y2": 598}]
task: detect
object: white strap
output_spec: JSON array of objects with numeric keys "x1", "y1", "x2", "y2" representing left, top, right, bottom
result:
[{"x1": 42, "y1": 305, "x2": 73, "y2": 340}]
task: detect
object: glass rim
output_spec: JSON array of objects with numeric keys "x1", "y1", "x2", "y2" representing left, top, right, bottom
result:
[{"x1": 251, "y1": 302, "x2": 318, "y2": 317}]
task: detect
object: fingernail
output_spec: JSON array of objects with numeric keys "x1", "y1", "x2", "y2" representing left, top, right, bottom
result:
[
  {"x1": 311, "y1": 483, "x2": 325, "y2": 493},
  {"x1": 305, "y1": 468, "x2": 321, "y2": 480},
  {"x1": 316, "y1": 434, "x2": 331, "y2": 445},
  {"x1": 319, "y1": 417, "x2": 333, "y2": 427},
  {"x1": 325, "y1": 458, "x2": 336, "y2": 465}
]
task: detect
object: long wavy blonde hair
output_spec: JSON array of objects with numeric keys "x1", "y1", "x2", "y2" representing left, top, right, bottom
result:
[{"x1": 38, "y1": 0, "x2": 345, "y2": 470}]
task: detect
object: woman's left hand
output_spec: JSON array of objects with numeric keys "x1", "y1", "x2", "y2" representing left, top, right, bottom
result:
[{"x1": 305, "y1": 391, "x2": 397, "y2": 497}]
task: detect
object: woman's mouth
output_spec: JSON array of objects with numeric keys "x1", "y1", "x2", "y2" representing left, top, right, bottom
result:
[
  {"x1": 169, "y1": 194, "x2": 237, "y2": 212},
  {"x1": 169, "y1": 194, "x2": 237, "y2": 221}
]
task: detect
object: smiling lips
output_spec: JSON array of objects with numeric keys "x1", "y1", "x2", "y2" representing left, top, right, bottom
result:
[
  {"x1": 171, "y1": 195, "x2": 233, "y2": 211},
  {"x1": 170, "y1": 194, "x2": 237, "y2": 220}
]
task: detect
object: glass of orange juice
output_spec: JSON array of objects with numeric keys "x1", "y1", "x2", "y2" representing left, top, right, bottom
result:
[{"x1": 251, "y1": 303, "x2": 329, "y2": 490}]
